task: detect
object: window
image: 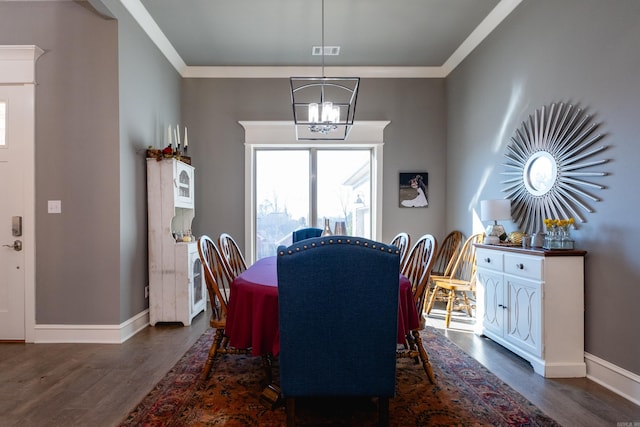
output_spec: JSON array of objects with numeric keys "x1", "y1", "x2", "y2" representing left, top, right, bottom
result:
[
  {"x1": 255, "y1": 149, "x2": 371, "y2": 259},
  {"x1": 242, "y1": 121, "x2": 389, "y2": 263}
]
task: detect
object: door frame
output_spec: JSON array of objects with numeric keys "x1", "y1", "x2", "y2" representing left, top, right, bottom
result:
[{"x1": 0, "y1": 45, "x2": 43, "y2": 342}]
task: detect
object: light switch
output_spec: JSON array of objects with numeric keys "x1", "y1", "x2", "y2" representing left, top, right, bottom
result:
[{"x1": 48, "y1": 200, "x2": 62, "y2": 214}]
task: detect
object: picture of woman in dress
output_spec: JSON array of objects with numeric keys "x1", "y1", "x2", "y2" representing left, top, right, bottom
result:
[{"x1": 399, "y1": 173, "x2": 428, "y2": 208}]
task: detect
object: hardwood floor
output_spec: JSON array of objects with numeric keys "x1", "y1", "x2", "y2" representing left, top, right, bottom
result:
[
  {"x1": 0, "y1": 305, "x2": 638, "y2": 427},
  {"x1": 424, "y1": 304, "x2": 640, "y2": 427}
]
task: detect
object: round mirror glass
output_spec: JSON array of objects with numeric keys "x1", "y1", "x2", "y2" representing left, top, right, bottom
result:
[{"x1": 523, "y1": 151, "x2": 557, "y2": 196}]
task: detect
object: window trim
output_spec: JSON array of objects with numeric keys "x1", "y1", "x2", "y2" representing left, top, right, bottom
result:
[{"x1": 241, "y1": 120, "x2": 390, "y2": 263}]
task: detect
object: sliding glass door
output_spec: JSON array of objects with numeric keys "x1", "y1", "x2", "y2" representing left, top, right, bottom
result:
[{"x1": 255, "y1": 148, "x2": 371, "y2": 260}]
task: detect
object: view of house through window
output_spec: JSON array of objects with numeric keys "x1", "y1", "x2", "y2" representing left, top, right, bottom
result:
[{"x1": 255, "y1": 149, "x2": 371, "y2": 260}]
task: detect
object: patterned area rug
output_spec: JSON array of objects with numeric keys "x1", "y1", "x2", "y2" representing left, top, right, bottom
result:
[{"x1": 121, "y1": 327, "x2": 559, "y2": 426}]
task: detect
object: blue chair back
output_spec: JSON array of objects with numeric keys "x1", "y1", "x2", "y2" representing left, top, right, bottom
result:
[
  {"x1": 277, "y1": 236, "x2": 400, "y2": 398},
  {"x1": 291, "y1": 227, "x2": 323, "y2": 243}
]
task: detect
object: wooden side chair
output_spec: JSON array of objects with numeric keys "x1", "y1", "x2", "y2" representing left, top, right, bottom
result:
[
  {"x1": 431, "y1": 230, "x2": 463, "y2": 276},
  {"x1": 218, "y1": 232, "x2": 248, "y2": 279},
  {"x1": 426, "y1": 232, "x2": 484, "y2": 328},
  {"x1": 197, "y1": 235, "x2": 251, "y2": 380},
  {"x1": 389, "y1": 232, "x2": 411, "y2": 269},
  {"x1": 428, "y1": 230, "x2": 464, "y2": 304},
  {"x1": 397, "y1": 233, "x2": 438, "y2": 384}
]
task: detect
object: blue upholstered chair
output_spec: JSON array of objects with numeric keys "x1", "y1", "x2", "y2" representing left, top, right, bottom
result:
[
  {"x1": 277, "y1": 236, "x2": 401, "y2": 426},
  {"x1": 291, "y1": 227, "x2": 323, "y2": 243}
]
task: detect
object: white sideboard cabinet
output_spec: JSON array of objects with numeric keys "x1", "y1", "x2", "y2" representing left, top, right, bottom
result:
[
  {"x1": 475, "y1": 244, "x2": 587, "y2": 378},
  {"x1": 147, "y1": 158, "x2": 206, "y2": 326}
]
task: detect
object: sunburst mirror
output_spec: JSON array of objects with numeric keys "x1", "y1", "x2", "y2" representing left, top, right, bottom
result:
[{"x1": 501, "y1": 102, "x2": 609, "y2": 233}]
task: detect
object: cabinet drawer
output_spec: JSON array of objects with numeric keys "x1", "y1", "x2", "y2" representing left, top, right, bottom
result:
[
  {"x1": 504, "y1": 254, "x2": 543, "y2": 280},
  {"x1": 476, "y1": 249, "x2": 504, "y2": 272}
]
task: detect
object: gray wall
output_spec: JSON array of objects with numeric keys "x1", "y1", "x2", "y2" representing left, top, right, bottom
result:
[
  {"x1": 0, "y1": 2, "x2": 121, "y2": 324},
  {"x1": 0, "y1": 1, "x2": 180, "y2": 324},
  {"x1": 183, "y1": 78, "x2": 448, "y2": 247},
  {"x1": 106, "y1": 0, "x2": 182, "y2": 322},
  {"x1": 446, "y1": 0, "x2": 640, "y2": 374}
]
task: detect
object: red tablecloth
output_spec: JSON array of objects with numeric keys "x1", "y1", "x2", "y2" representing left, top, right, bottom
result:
[{"x1": 225, "y1": 256, "x2": 420, "y2": 357}]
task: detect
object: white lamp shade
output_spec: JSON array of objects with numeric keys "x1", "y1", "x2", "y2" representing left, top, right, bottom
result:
[{"x1": 480, "y1": 199, "x2": 512, "y2": 222}]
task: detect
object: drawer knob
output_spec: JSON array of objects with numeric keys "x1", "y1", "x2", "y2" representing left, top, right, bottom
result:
[
  {"x1": 516, "y1": 263, "x2": 524, "y2": 269},
  {"x1": 484, "y1": 258, "x2": 491, "y2": 263},
  {"x1": 498, "y1": 304, "x2": 508, "y2": 309}
]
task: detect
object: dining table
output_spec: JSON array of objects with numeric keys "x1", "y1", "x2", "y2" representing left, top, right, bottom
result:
[{"x1": 225, "y1": 256, "x2": 421, "y2": 357}]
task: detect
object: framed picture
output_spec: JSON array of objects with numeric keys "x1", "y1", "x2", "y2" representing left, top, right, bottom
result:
[{"x1": 399, "y1": 172, "x2": 428, "y2": 208}]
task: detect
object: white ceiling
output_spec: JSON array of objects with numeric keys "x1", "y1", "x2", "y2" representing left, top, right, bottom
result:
[{"x1": 93, "y1": 0, "x2": 523, "y2": 78}]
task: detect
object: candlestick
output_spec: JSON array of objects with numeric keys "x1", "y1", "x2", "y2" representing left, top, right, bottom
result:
[
  {"x1": 184, "y1": 126, "x2": 188, "y2": 148},
  {"x1": 173, "y1": 127, "x2": 178, "y2": 150}
]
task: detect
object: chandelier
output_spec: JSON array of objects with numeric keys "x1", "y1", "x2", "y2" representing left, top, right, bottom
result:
[{"x1": 290, "y1": 0, "x2": 360, "y2": 141}]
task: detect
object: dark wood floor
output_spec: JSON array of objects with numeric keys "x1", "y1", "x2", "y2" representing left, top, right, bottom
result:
[{"x1": 1, "y1": 306, "x2": 638, "y2": 427}]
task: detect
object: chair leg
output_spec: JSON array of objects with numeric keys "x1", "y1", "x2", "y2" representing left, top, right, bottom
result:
[
  {"x1": 201, "y1": 328, "x2": 224, "y2": 380},
  {"x1": 445, "y1": 289, "x2": 455, "y2": 328},
  {"x1": 378, "y1": 396, "x2": 389, "y2": 427},
  {"x1": 411, "y1": 329, "x2": 436, "y2": 384},
  {"x1": 462, "y1": 291, "x2": 472, "y2": 317},
  {"x1": 262, "y1": 353, "x2": 274, "y2": 385},
  {"x1": 286, "y1": 397, "x2": 295, "y2": 427},
  {"x1": 425, "y1": 284, "x2": 438, "y2": 314}
]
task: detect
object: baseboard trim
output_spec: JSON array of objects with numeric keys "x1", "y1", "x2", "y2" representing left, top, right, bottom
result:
[
  {"x1": 585, "y1": 352, "x2": 640, "y2": 406},
  {"x1": 33, "y1": 309, "x2": 150, "y2": 344}
]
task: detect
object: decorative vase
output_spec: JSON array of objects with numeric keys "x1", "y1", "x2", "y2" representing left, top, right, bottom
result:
[
  {"x1": 321, "y1": 218, "x2": 332, "y2": 236},
  {"x1": 559, "y1": 226, "x2": 574, "y2": 249},
  {"x1": 334, "y1": 221, "x2": 346, "y2": 235}
]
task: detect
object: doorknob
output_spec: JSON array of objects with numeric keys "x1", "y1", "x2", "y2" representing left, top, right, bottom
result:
[{"x1": 2, "y1": 240, "x2": 22, "y2": 251}]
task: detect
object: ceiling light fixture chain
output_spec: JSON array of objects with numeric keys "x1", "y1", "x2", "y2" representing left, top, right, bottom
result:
[{"x1": 289, "y1": 0, "x2": 360, "y2": 141}]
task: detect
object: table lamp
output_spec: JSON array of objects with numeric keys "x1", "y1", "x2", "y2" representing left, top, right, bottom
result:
[{"x1": 480, "y1": 199, "x2": 511, "y2": 244}]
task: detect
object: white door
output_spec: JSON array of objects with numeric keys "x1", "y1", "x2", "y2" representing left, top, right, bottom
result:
[{"x1": 0, "y1": 85, "x2": 30, "y2": 340}]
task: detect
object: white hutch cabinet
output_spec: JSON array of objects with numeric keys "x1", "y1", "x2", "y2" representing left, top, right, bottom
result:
[
  {"x1": 475, "y1": 244, "x2": 587, "y2": 378},
  {"x1": 147, "y1": 158, "x2": 206, "y2": 326}
]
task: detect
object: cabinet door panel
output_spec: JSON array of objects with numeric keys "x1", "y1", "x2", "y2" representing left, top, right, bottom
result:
[
  {"x1": 505, "y1": 276, "x2": 542, "y2": 357},
  {"x1": 477, "y1": 269, "x2": 504, "y2": 337},
  {"x1": 174, "y1": 161, "x2": 195, "y2": 208}
]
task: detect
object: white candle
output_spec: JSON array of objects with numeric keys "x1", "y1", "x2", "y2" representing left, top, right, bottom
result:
[
  {"x1": 176, "y1": 125, "x2": 181, "y2": 147},
  {"x1": 174, "y1": 127, "x2": 178, "y2": 148},
  {"x1": 167, "y1": 125, "x2": 172, "y2": 147},
  {"x1": 184, "y1": 126, "x2": 188, "y2": 148}
]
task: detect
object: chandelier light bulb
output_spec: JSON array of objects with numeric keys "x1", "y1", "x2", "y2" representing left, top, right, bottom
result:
[
  {"x1": 308, "y1": 103, "x2": 319, "y2": 123},
  {"x1": 321, "y1": 101, "x2": 333, "y2": 122}
]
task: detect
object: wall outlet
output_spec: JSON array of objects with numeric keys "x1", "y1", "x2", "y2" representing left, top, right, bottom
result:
[{"x1": 144, "y1": 286, "x2": 149, "y2": 299}]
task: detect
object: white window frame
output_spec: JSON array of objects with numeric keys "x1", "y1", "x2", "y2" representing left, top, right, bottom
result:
[{"x1": 240, "y1": 121, "x2": 390, "y2": 264}]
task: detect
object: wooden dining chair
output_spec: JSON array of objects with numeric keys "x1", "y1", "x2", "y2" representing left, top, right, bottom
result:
[
  {"x1": 426, "y1": 232, "x2": 484, "y2": 328},
  {"x1": 389, "y1": 232, "x2": 411, "y2": 269},
  {"x1": 431, "y1": 230, "x2": 463, "y2": 276},
  {"x1": 401, "y1": 234, "x2": 438, "y2": 323},
  {"x1": 197, "y1": 235, "x2": 251, "y2": 380},
  {"x1": 397, "y1": 233, "x2": 438, "y2": 384},
  {"x1": 427, "y1": 230, "x2": 464, "y2": 305},
  {"x1": 218, "y1": 232, "x2": 248, "y2": 279}
]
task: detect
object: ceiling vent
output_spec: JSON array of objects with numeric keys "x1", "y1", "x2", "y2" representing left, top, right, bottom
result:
[{"x1": 312, "y1": 46, "x2": 340, "y2": 56}]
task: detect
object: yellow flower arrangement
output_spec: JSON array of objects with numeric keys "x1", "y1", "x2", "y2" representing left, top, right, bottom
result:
[{"x1": 544, "y1": 217, "x2": 575, "y2": 231}]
